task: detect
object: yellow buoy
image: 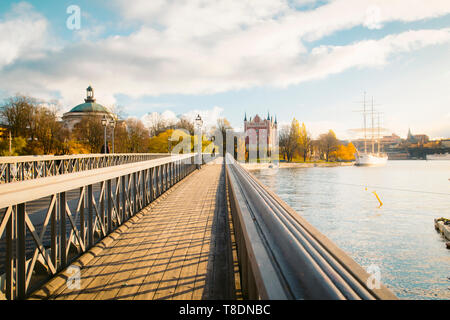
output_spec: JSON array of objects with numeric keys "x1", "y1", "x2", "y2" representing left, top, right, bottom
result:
[{"x1": 372, "y1": 191, "x2": 383, "y2": 208}]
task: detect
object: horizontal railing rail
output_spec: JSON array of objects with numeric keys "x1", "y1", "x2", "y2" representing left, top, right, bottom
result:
[
  {"x1": 225, "y1": 154, "x2": 397, "y2": 300},
  {"x1": 0, "y1": 153, "x2": 169, "y2": 184},
  {"x1": 0, "y1": 154, "x2": 197, "y2": 300}
]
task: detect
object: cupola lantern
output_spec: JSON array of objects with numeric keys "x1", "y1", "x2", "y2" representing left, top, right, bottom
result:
[{"x1": 85, "y1": 85, "x2": 95, "y2": 103}]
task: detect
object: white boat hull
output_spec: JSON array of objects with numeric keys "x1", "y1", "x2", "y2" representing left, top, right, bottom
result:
[
  {"x1": 426, "y1": 153, "x2": 450, "y2": 160},
  {"x1": 355, "y1": 153, "x2": 388, "y2": 166}
]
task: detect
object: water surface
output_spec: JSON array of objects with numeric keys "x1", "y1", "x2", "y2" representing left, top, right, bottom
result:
[{"x1": 251, "y1": 160, "x2": 450, "y2": 300}]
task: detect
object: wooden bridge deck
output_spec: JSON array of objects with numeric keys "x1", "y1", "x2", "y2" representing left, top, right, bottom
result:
[{"x1": 31, "y1": 163, "x2": 240, "y2": 300}]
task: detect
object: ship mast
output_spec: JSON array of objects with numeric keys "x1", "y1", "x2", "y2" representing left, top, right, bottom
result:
[
  {"x1": 377, "y1": 112, "x2": 381, "y2": 154},
  {"x1": 371, "y1": 96, "x2": 375, "y2": 154},
  {"x1": 363, "y1": 92, "x2": 367, "y2": 153}
]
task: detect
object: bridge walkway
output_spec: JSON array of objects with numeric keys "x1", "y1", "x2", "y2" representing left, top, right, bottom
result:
[{"x1": 30, "y1": 163, "x2": 241, "y2": 300}]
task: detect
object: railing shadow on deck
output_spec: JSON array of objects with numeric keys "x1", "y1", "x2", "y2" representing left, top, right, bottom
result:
[
  {"x1": 0, "y1": 154, "x2": 197, "y2": 300},
  {"x1": 201, "y1": 162, "x2": 241, "y2": 300}
]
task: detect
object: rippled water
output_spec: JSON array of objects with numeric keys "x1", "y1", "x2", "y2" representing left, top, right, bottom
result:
[{"x1": 251, "y1": 160, "x2": 450, "y2": 300}]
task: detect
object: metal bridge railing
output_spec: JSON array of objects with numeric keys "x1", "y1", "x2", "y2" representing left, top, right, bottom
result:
[
  {"x1": 0, "y1": 154, "x2": 197, "y2": 300},
  {"x1": 0, "y1": 153, "x2": 169, "y2": 184},
  {"x1": 225, "y1": 154, "x2": 397, "y2": 300}
]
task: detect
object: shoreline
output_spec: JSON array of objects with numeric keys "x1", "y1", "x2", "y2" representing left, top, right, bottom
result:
[{"x1": 241, "y1": 162, "x2": 355, "y2": 170}]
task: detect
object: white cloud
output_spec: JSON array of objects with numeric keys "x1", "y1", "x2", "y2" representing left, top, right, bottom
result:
[
  {"x1": 1, "y1": 0, "x2": 450, "y2": 114},
  {"x1": 0, "y1": 2, "x2": 51, "y2": 68},
  {"x1": 364, "y1": 5, "x2": 383, "y2": 30}
]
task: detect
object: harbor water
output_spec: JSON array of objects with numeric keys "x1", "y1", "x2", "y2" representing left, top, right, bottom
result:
[{"x1": 251, "y1": 160, "x2": 450, "y2": 300}]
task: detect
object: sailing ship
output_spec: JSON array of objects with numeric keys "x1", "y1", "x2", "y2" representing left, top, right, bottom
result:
[{"x1": 354, "y1": 93, "x2": 388, "y2": 166}]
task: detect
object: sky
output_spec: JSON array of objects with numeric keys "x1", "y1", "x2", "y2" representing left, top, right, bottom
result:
[{"x1": 0, "y1": 0, "x2": 449, "y2": 139}]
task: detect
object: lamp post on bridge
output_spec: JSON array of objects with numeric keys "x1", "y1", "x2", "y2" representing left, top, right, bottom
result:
[
  {"x1": 109, "y1": 118, "x2": 116, "y2": 154},
  {"x1": 101, "y1": 115, "x2": 108, "y2": 154},
  {"x1": 195, "y1": 114, "x2": 203, "y2": 169}
]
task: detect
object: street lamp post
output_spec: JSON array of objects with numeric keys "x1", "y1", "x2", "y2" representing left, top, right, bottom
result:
[
  {"x1": 168, "y1": 138, "x2": 172, "y2": 154},
  {"x1": 8, "y1": 130, "x2": 12, "y2": 155},
  {"x1": 195, "y1": 114, "x2": 203, "y2": 169},
  {"x1": 109, "y1": 118, "x2": 116, "y2": 154},
  {"x1": 101, "y1": 115, "x2": 107, "y2": 154}
]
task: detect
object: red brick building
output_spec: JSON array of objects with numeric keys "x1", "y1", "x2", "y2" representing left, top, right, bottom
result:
[{"x1": 244, "y1": 113, "x2": 278, "y2": 159}]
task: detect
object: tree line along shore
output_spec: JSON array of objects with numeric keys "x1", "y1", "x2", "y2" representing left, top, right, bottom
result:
[{"x1": 0, "y1": 94, "x2": 354, "y2": 162}]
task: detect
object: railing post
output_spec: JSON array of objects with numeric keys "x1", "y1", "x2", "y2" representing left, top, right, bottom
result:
[
  {"x1": 107, "y1": 179, "x2": 112, "y2": 234},
  {"x1": 181, "y1": 160, "x2": 184, "y2": 180},
  {"x1": 16, "y1": 203, "x2": 26, "y2": 299},
  {"x1": 51, "y1": 194, "x2": 58, "y2": 271},
  {"x1": 164, "y1": 164, "x2": 168, "y2": 192},
  {"x1": 168, "y1": 163, "x2": 171, "y2": 188},
  {"x1": 60, "y1": 192, "x2": 67, "y2": 268},
  {"x1": 43, "y1": 161, "x2": 47, "y2": 178},
  {"x1": 133, "y1": 172, "x2": 137, "y2": 214},
  {"x1": 116, "y1": 177, "x2": 120, "y2": 227},
  {"x1": 180, "y1": 160, "x2": 183, "y2": 180},
  {"x1": 149, "y1": 167, "x2": 154, "y2": 202},
  {"x1": 80, "y1": 187, "x2": 86, "y2": 248},
  {"x1": 7, "y1": 163, "x2": 11, "y2": 182},
  {"x1": 143, "y1": 169, "x2": 148, "y2": 206},
  {"x1": 155, "y1": 166, "x2": 160, "y2": 197},
  {"x1": 175, "y1": 161, "x2": 178, "y2": 183},
  {"x1": 121, "y1": 175, "x2": 126, "y2": 222},
  {"x1": 5, "y1": 206, "x2": 15, "y2": 300},
  {"x1": 101, "y1": 182, "x2": 105, "y2": 231},
  {"x1": 88, "y1": 185, "x2": 94, "y2": 247}
]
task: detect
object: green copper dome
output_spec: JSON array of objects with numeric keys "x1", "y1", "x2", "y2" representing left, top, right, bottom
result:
[
  {"x1": 68, "y1": 85, "x2": 109, "y2": 113},
  {"x1": 69, "y1": 102, "x2": 109, "y2": 113}
]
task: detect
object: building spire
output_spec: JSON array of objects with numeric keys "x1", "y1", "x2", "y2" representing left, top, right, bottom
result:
[{"x1": 244, "y1": 112, "x2": 247, "y2": 122}]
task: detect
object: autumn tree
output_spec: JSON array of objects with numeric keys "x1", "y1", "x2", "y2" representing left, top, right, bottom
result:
[
  {"x1": 278, "y1": 125, "x2": 290, "y2": 161},
  {"x1": 125, "y1": 118, "x2": 150, "y2": 153},
  {"x1": 318, "y1": 130, "x2": 339, "y2": 162},
  {"x1": 34, "y1": 105, "x2": 62, "y2": 154},
  {"x1": 298, "y1": 122, "x2": 312, "y2": 162},
  {"x1": 176, "y1": 117, "x2": 194, "y2": 135},
  {"x1": 0, "y1": 95, "x2": 36, "y2": 140},
  {"x1": 146, "y1": 113, "x2": 173, "y2": 137},
  {"x1": 278, "y1": 119, "x2": 301, "y2": 162},
  {"x1": 112, "y1": 122, "x2": 129, "y2": 153},
  {"x1": 72, "y1": 115, "x2": 104, "y2": 153},
  {"x1": 213, "y1": 118, "x2": 232, "y2": 156},
  {"x1": 332, "y1": 142, "x2": 357, "y2": 161}
]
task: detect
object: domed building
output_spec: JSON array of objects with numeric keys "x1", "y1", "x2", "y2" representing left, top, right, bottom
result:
[{"x1": 62, "y1": 86, "x2": 112, "y2": 130}]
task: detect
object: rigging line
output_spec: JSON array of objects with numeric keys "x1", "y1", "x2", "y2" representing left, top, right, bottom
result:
[{"x1": 259, "y1": 175, "x2": 450, "y2": 196}]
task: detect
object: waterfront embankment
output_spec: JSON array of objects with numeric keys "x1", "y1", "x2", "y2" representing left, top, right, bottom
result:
[{"x1": 241, "y1": 162, "x2": 354, "y2": 170}]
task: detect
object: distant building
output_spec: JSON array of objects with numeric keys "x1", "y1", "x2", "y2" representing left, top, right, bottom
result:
[
  {"x1": 244, "y1": 112, "x2": 277, "y2": 159},
  {"x1": 441, "y1": 139, "x2": 450, "y2": 148},
  {"x1": 406, "y1": 128, "x2": 429, "y2": 145},
  {"x1": 62, "y1": 86, "x2": 112, "y2": 130},
  {"x1": 381, "y1": 133, "x2": 402, "y2": 146}
]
